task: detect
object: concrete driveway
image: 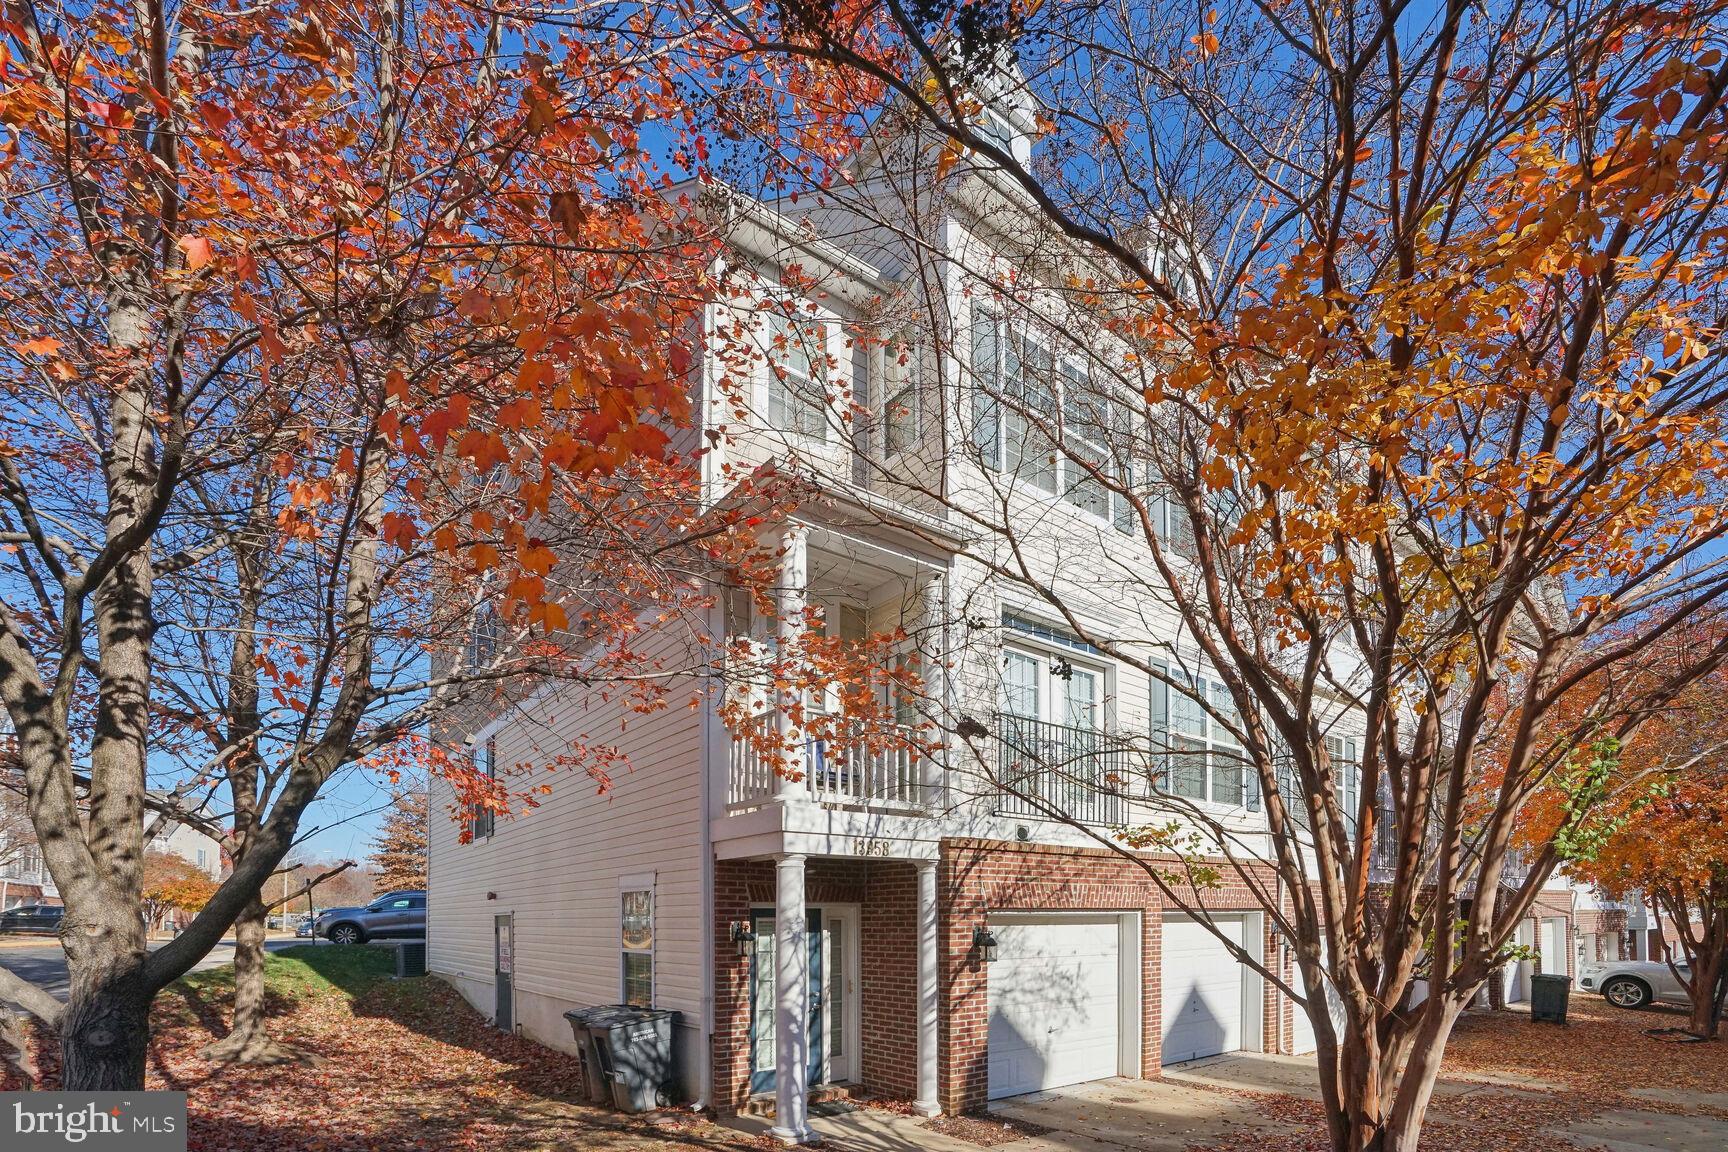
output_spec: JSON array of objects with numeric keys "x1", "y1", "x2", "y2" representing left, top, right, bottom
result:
[{"x1": 728, "y1": 1053, "x2": 1728, "y2": 1152}]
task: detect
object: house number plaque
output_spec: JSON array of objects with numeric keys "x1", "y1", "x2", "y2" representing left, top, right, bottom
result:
[{"x1": 851, "y1": 837, "x2": 894, "y2": 858}]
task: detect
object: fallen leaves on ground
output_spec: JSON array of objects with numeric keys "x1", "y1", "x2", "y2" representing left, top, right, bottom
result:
[
  {"x1": 3, "y1": 946, "x2": 763, "y2": 1152},
  {"x1": 1181, "y1": 999, "x2": 1727, "y2": 1152},
  {"x1": 924, "y1": 1112, "x2": 1053, "y2": 1147}
]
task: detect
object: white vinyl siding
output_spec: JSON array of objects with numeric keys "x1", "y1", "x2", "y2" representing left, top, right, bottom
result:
[{"x1": 426, "y1": 629, "x2": 705, "y2": 1066}]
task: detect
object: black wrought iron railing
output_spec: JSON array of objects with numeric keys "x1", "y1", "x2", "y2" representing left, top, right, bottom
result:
[{"x1": 994, "y1": 714, "x2": 1131, "y2": 826}]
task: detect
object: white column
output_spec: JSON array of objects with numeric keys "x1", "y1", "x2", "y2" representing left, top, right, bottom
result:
[
  {"x1": 775, "y1": 525, "x2": 809, "y2": 802},
  {"x1": 770, "y1": 853, "x2": 813, "y2": 1144},
  {"x1": 914, "y1": 858, "x2": 942, "y2": 1117},
  {"x1": 916, "y1": 577, "x2": 947, "y2": 808}
]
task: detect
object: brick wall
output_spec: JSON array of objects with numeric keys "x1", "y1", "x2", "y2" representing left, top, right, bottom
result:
[
  {"x1": 713, "y1": 841, "x2": 1287, "y2": 1118},
  {"x1": 710, "y1": 857, "x2": 919, "y2": 1110},
  {"x1": 937, "y1": 836, "x2": 1279, "y2": 1116}
]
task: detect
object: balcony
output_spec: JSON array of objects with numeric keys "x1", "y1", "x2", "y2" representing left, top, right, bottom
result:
[
  {"x1": 727, "y1": 710, "x2": 927, "y2": 813},
  {"x1": 992, "y1": 714, "x2": 1131, "y2": 827}
]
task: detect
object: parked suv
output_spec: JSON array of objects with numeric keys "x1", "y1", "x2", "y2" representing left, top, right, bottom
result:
[
  {"x1": 0, "y1": 904, "x2": 65, "y2": 933},
  {"x1": 1578, "y1": 957, "x2": 1691, "y2": 1009},
  {"x1": 314, "y1": 891, "x2": 426, "y2": 945}
]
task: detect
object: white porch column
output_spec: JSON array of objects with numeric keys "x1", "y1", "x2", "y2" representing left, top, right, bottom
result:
[
  {"x1": 914, "y1": 858, "x2": 942, "y2": 1117},
  {"x1": 771, "y1": 853, "x2": 814, "y2": 1145},
  {"x1": 775, "y1": 524, "x2": 809, "y2": 802},
  {"x1": 916, "y1": 576, "x2": 947, "y2": 808}
]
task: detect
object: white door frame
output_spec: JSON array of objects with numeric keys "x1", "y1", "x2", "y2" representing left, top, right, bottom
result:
[
  {"x1": 987, "y1": 910, "x2": 1144, "y2": 1084},
  {"x1": 822, "y1": 904, "x2": 862, "y2": 1084},
  {"x1": 1160, "y1": 911, "x2": 1265, "y2": 1062},
  {"x1": 749, "y1": 901, "x2": 862, "y2": 1086}
]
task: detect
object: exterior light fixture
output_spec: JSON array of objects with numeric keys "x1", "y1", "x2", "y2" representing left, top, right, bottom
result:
[
  {"x1": 730, "y1": 920, "x2": 757, "y2": 958},
  {"x1": 973, "y1": 925, "x2": 1000, "y2": 964}
]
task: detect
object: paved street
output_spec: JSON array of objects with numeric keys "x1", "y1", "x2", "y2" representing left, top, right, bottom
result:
[{"x1": 0, "y1": 936, "x2": 307, "y2": 1004}]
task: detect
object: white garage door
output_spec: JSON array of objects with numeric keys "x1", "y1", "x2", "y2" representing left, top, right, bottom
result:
[
  {"x1": 1162, "y1": 914, "x2": 1247, "y2": 1064},
  {"x1": 1290, "y1": 944, "x2": 1346, "y2": 1056},
  {"x1": 986, "y1": 917, "x2": 1121, "y2": 1100},
  {"x1": 1541, "y1": 917, "x2": 1567, "y2": 979},
  {"x1": 1502, "y1": 920, "x2": 1534, "y2": 1003}
]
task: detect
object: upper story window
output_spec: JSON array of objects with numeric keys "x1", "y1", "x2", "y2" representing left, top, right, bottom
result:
[
  {"x1": 466, "y1": 601, "x2": 500, "y2": 672},
  {"x1": 1003, "y1": 645, "x2": 1104, "y2": 732},
  {"x1": 765, "y1": 311, "x2": 830, "y2": 441},
  {"x1": 1151, "y1": 663, "x2": 1257, "y2": 810},
  {"x1": 882, "y1": 339, "x2": 922, "y2": 456},
  {"x1": 469, "y1": 735, "x2": 496, "y2": 841},
  {"x1": 970, "y1": 308, "x2": 1133, "y2": 531}
]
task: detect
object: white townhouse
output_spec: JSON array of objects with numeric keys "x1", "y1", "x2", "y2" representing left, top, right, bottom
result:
[{"x1": 427, "y1": 71, "x2": 1572, "y2": 1140}]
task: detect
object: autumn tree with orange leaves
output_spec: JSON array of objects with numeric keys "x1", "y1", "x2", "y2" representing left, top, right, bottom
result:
[
  {"x1": 0, "y1": 0, "x2": 784, "y2": 1089},
  {"x1": 1526, "y1": 652, "x2": 1728, "y2": 1039},
  {"x1": 693, "y1": 0, "x2": 1728, "y2": 1148}
]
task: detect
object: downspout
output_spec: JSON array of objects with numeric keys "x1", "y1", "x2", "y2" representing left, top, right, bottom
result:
[
  {"x1": 694, "y1": 288, "x2": 720, "y2": 1114},
  {"x1": 697, "y1": 649, "x2": 717, "y2": 1112}
]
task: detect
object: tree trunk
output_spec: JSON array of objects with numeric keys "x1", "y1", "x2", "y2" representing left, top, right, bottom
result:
[
  {"x1": 1316, "y1": 994, "x2": 1465, "y2": 1152},
  {"x1": 202, "y1": 894, "x2": 296, "y2": 1064},
  {"x1": 60, "y1": 951, "x2": 152, "y2": 1091},
  {"x1": 1686, "y1": 951, "x2": 1725, "y2": 1039}
]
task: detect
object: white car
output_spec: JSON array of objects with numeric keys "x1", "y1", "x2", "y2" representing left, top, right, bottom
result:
[{"x1": 1577, "y1": 958, "x2": 1691, "y2": 1009}]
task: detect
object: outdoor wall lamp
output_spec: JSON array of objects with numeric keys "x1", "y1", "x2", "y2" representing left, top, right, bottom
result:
[
  {"x1": 730, "y1": 920, "x2": 757, "y2": 958},
  {"x1": 973, "y1": 925, "x2": 1000, "y2": 964}
]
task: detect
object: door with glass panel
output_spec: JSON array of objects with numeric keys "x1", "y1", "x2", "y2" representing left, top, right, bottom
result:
[
  {"x1": 749, "y1": 909, "x2": 824, "y2": 1095},
  {"x1": 1002, "y1": 648, "x2": 1104, "y2": 814}
]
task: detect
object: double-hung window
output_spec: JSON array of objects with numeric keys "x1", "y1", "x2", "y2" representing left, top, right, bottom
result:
[
  {"x1": 882, "y1": 339, "x2": 921, "y2": 455},
  {"x1": 969, "y1": 310, "x2": 1057, "y2": 489},
  {"x1": 1061, "y1": 359, "x2": 1112, "y2": 519},
  {"x1": 621, "y1": 885, "x2": 654, "y2": 1007},
  {"x1": 1151, "y1": 664, "x2": 1256, "y2": 809},
  {"x1": 765, "y1": 311, "x2": 829, "y2": 440},
  {"x1": 1327, "y1": 735, "x2": 1361, "y2": 839},
  {"x1": 469, "y1": 735, "x2": 496, "y2": 841},
  {"x1": 971, "y1": 308, "x2": 1133, "y2": 528},
  {"x1": 1004, "y1": 337, "x2": 1059, "y2": 492}
]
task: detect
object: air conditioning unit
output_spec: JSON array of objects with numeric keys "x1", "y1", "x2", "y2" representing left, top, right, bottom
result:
[{"x1": 395, "y1": 941, "x2": 427, "y2": 978}]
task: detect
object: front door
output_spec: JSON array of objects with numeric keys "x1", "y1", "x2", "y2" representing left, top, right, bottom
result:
[
  {"x1": 822, "y1": 908, "x2": 859, "y2": 1084},
  {"x1": 749, "y1": 908, "x2": 823, "y2": 1095},
  {"x1": 494, "y1": 915, "x2": 514, "y2": 1032}
]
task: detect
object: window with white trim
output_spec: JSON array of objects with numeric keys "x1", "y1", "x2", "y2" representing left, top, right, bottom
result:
[
  {"x1": 1003, "y1": 646, "x2": 1103, "y2": 731},
  {"x1": 882, "y1": 339, "x2": 922, "y2": 455},
  {"x1": 765, "y1": 310, "x2": 829, "y2": 440},
  {"x1": 469, "y1": 736, "x2": 496, "y2": 840},
  {"x1": 621, "y1": 885, "x2": 654, "y2": 1007},
  {"x1": 1151, "y1": 663, "x2": 1257, "y2": 809},
  {"x1": 970, "y1": 308, "x2": 1132, "y2": 528}
]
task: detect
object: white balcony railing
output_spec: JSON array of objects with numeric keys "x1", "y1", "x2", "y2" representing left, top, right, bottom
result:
[{"x1": 727, "y1": 711, "x2": 926, "y2": 812}]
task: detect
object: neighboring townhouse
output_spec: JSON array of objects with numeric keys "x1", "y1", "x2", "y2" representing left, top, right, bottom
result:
[
  {"x1": 427, "y1": 72, "x2": 1568, "y2": 1140},
  {"x1": 147, "y1": 809, "x2": 226, "y2": 882},
  {"x1": 1568, "y1": 878, "x2": 1651, "y2": 969},
  {"x1": 0, "y1": 842, "x2": 56, "y2": 911}
]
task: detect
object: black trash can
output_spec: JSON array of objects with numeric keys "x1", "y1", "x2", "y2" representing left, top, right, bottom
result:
[
  {"x1": 1530, "y1": 972, "x2": 1570, "y2": 1024},
  {"x1": 564, "y1": 1005, "x2": 680, "y2": 1112}
]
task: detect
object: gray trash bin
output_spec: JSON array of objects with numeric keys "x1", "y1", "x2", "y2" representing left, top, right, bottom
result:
[
  {"x1": 564, "y1": 1005, "x2": 680, "y2": 1112},
  {"x1": 1530, "y1": 972, "x2": 1570, "y2": 1024},
  {"x1": 562, "y1": 1011, "x2": 610, "y2": 1102}
]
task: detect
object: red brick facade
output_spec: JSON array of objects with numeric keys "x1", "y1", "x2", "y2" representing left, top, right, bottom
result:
[
  {"x1": 712, "y1": 839, "x2": 1283, "y2": 1117},
  {"x1": 711, "y1": 857, "x2": 921, "y2": 1113},
  {"x1": 938, "y1": 837, "x2": 1279, "y2": 1114}
]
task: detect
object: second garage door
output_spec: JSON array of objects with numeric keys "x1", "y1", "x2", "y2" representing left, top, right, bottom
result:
[
  {"x1": 986, "y1": 917, "x2": 1122, "y2": 1100},
  {"x1": 1162, "y1": 913, "x2": 1249, "y2": 1064}
]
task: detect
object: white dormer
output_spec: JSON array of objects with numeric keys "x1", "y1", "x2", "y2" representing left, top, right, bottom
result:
[{"x1": 946, "y1": 42, "x2": 1039, "y2": 167}]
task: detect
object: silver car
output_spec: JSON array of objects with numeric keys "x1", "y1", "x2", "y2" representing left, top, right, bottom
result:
[{"x1": 1578, "y1": 958, "x2": 1691, "y2": 1009}]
